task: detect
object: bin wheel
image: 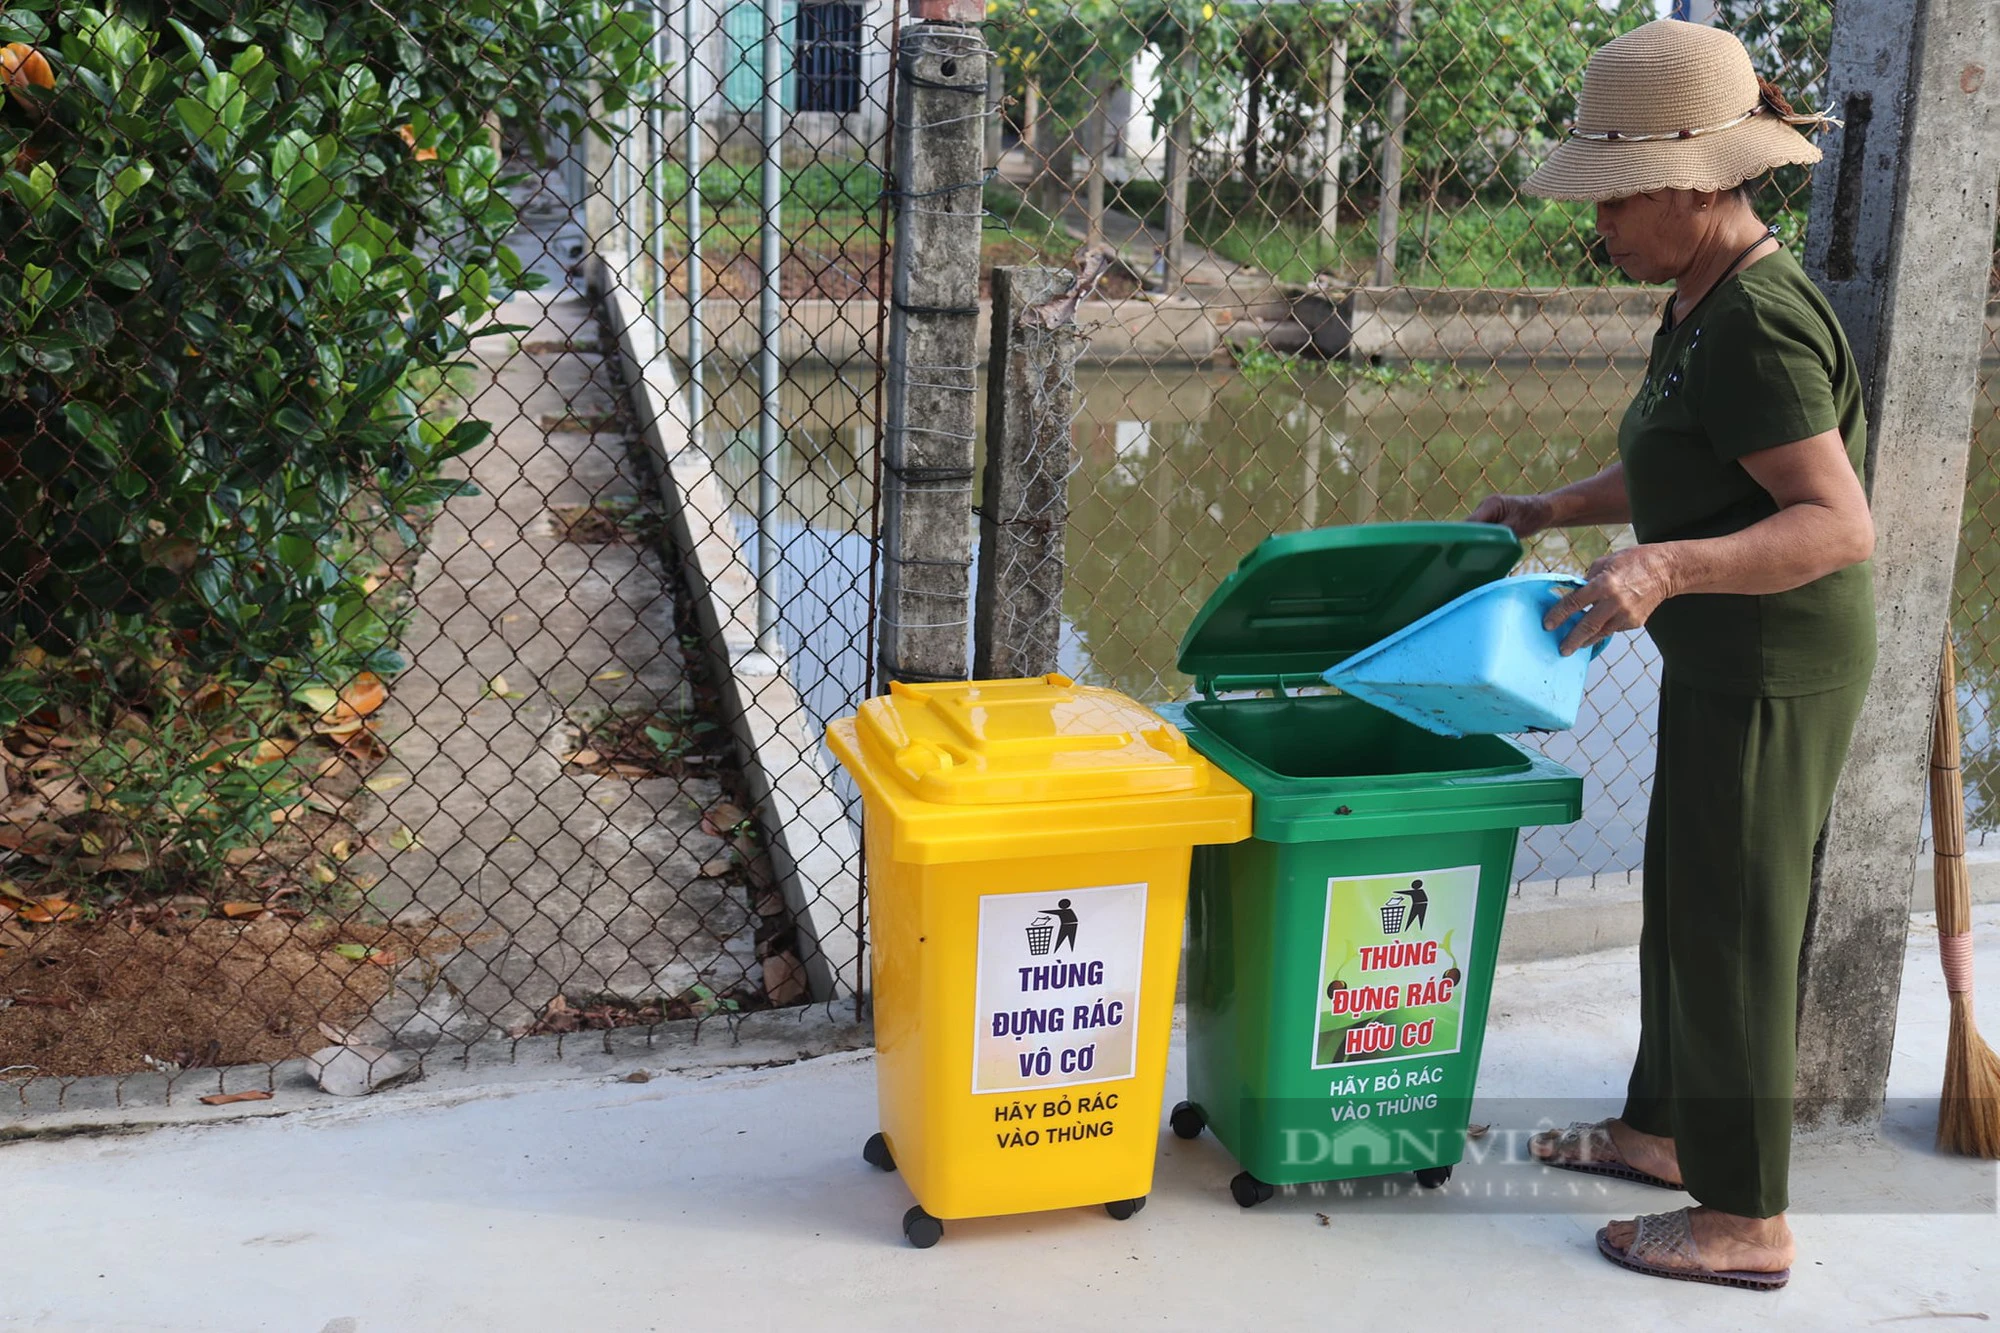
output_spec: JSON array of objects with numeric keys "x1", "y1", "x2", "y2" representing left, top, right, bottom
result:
[
  {"x1": 1230, "y1": 1171, "x2": 1275, "y2": 1209},
  {"x1": 1415, "y1": 1166, "x2": 1453, "y2": 1189},
  {"x1": 863, "y1": 1132, "x2": 896, "y2": 1173},
  {"x1": 1169, "y1": 1101, "x2": 1205, "y2": 1140},
  {"x1": 903, "y1": 1205, "x2": 943, "y2": 1249},
  {"x1": 1104, "y1": 1196, "x2": 1147, "y2": 1221}
]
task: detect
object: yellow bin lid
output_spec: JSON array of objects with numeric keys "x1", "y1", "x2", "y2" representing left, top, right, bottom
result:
[
  {"x1": 830, "y1": 675, "x2": 1251, "y2": 864},
  {"x1": 854, "y1": 675, "x2": 1202, "y2": 805}
]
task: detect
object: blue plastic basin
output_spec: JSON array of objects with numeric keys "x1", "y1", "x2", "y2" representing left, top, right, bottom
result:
[{"x1": 1320, "y1": 573, "x2": 1605, "y2": 738}]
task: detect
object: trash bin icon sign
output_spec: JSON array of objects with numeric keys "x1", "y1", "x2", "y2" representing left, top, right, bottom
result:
[
  {"x1": 1379, "y1": 884, "x2": 1429, "y2": 935},
  {"x1": 1026, "y1": 915, "x2": 1056, "y2": 956}
]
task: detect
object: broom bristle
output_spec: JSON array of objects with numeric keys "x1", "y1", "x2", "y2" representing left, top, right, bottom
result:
[{"x1": 1939, "y1": 992, "x2": 2000, "y2": 1158}]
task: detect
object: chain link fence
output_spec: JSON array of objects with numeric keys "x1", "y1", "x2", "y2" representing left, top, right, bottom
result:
[
  {"x1": 1, "y1": 0, "x2": 1991, "y2": 1109},
  {"x1": 0, "y1": 2, "x2": 827, "y2": 1110}
]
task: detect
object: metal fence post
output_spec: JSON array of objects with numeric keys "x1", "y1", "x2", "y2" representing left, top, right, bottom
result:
[
  {"x1": 973, "y1": 266, "x2": 1081, "y2": 679},
  {"x1": 680, "y1": 0, "x2": 706, "y2": 433},
  {"x1": 878, "y1": 4, "x2": 988, "y2": 686},
  {"x1": 1792, "y1": 0, "x2": 1998, "y2": 1135},
  {"x1": 755, "y1": 0, "x2": 786, "y2": 658}
]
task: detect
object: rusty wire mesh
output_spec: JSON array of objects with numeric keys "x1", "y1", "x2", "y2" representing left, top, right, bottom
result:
[
  {"x1": 966, "y1": 0, "x2": 1865, "y2": 891},
  {"x1": 0, "y1": 1, "x2": 831, "y2": 1113},
  {"x1": 2, "y1": 0, "x2": 1990, "y2": 1113}
]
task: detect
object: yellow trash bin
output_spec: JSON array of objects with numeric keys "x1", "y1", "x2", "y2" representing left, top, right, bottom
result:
[{"x1": 827, "y1": 674, "x2": 1251, "y2": 1247}]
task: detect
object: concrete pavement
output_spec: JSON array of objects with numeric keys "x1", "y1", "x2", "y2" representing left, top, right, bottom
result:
[{"x1": 4, "y1": 909, "x2": 1996, "y2": 1331}]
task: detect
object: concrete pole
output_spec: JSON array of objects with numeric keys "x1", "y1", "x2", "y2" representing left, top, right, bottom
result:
[
  {"x1": 974, "y1": 267, "x2": 1079, "y2": 679},
  {"x1": 1371, "y1": 0, "x2": 1414, "y2": 288},
  {"x1": 1033, "y1": 102, "x2": 1072, "y2": 221},
  {"x1": 1162, "y1": 50, "x2": 1195, "y2": 291},
  {"x1": 1317, "y1": 34, "x2": 1348, "y2": 249},
  {"x1": 878, "y1": 7, "x2": 988, "y2": 685},
  {"x1": 1081, "y1": 76, "x2": 1111, "y2": 248},
  {"x1": 1793, "y1": 0, "x2": 1997, "y2": 1134}
]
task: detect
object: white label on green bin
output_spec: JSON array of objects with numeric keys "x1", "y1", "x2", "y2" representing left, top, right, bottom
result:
[
  {"x1": 1311, "y1": 866, "x2": 1478, "y2": 1070},
  {"x1": 972, "y1": 882, "x2": 1147, "y2": 1094}
]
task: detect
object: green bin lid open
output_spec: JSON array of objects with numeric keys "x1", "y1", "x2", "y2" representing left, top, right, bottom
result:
[{"x1": 1176, "y1": 522, "x2": 1523, "y2": 691}]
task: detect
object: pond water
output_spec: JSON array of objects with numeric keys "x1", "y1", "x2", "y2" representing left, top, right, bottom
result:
[{"x1": 697, "y1": 357, "x2": 2000, "y2": 886}]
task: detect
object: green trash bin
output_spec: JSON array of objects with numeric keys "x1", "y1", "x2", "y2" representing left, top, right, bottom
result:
[{"x1": 1154, "y1": 523, "x2": 1586, "y2": 1206}]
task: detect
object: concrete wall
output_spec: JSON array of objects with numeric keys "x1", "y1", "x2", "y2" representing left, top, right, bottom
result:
[
  {"x1": 654, "y1": 295, "x2": 1227, "y2": 365},
  {"x1": 641, "y1": 290, "x2": 2000, "y2": 369}
]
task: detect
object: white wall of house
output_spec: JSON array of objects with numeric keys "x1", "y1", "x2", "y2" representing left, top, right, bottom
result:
[
  {"x1": 1105, "y1": 47, "x2": 1168, "y2": 182},
  {"x1": 661, "y1": 0, "x2": 894, "y2": 153}
]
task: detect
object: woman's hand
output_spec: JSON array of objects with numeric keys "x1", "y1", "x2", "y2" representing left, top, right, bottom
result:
[
  {"x1": 1545, "y1": 545, "x2": 1683, "y2": 656},
  {"x1": 1469, "y1": 493, "x2": 1555, "y2": 539}
]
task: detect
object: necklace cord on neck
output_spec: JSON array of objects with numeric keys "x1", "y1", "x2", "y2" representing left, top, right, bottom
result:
[{"x1": 1666, "y1": 224, "x2": 1782, "y2": 331}]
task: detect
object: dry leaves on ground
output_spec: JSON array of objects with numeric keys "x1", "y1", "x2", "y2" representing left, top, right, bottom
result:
[{"x1": 0, "y1": 914, "x2": 456, "y2": 1078}]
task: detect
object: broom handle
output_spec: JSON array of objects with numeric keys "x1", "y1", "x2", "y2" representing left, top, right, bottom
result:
[{"x1": 1932, "y1": 635, "x2": 1975, "y2": 965}]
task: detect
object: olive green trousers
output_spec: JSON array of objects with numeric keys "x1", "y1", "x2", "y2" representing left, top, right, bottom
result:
[{"x1": 1620, "y1": 674, "x2": 1868, "y2": 1218}]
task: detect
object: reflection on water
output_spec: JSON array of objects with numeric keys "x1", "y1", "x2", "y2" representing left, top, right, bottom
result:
[{"x1": 700, "y1": 358, "x2": 2000, "y2": 881}]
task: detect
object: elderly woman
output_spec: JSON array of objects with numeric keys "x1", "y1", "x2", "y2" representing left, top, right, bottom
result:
[{"x1": 1469, "y1": 20, "x2": 1875, "y2": 1291}]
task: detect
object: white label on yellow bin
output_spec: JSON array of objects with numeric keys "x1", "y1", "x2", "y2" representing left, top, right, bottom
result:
[{"x1": 972, "y1": 882, "x2": 1147, "y2": 1094}]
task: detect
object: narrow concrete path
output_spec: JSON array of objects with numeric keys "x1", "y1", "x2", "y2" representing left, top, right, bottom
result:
[
  {"x1": 349, "y1": 286, "x2": 757, "y2": 1045},
  {"x1": 4, "y1": 911, "x2": 1994, "y2": 1330}
]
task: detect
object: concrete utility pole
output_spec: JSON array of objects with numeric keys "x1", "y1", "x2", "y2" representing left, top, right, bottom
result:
[
  {"x1": 1162, "y1": 49, "x2": 1196, "y2": 291},
  {"x1": 878, "y1": 0, "x2": 988, "y2": 685},
  {"x1": 1081, "y1": 75, "x2": 1112, "y2": 249},
  {"x1": 1795, "y1": 0, "x2": 1997, "y2": 1134},
  {"x1": 1371, "y1": 0, "x2": 1415, "y2": 288},
  {"x1": 974, "y1": 267, "x2": 1081, "y2": 679},
  {"x1": 1318, "y1": 32, "x2": 1349, "y2": 249}
]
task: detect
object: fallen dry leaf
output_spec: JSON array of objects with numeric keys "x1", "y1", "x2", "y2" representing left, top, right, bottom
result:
[
  {"x1": 486, "y1": 674, "x2": 522, "y2": 700},
  {"x1": 18, "y1": 898, "x2": 80, "y2": 924},
  {"x1": 0, "y1": 880, "x2": 34, "y2": 903},
  {"x1": 568, "y1": 749, "x2": 601, "y2": 767},
  {"x1": 388, "y1": 826, "x2": 420, "y2": 852},
  {"x1": 341, "y1": 673, "x2": 388, "y2": 718},
  {"x1": 219, "y1": 902, "x2": 268, "y2": 919},
  {"x1": 198, "y1": 1090, "x2": 274, "y2": 1106},
  {"x1": 223, "y1": 846, "x2": 263, "y2": 866},
  {"x1": 340, "y1": 729, "x2": 388, "y2": 764},
  {"x1": 247, "y1": 738, "x2": 299, "y2": 765},
  {"x1": 77, "y1": 851, "x2": 151, "y2": 874},
  {"x1": 701, "y1": 802, "x2": 747, "y2": 837},
  {"x1": 364, "y1": 773, "x2": 408, "y2": 795},
  {"x1": 593, "y1": 670, "x2": 627, "y2": 681}
]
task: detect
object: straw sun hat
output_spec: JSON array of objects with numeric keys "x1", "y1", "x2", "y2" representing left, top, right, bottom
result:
[{"x1": 1524, "y1": 19, "x2": 1838, "y2": 203}]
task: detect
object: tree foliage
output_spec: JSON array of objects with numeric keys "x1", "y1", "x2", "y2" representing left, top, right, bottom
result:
[{"x1": 0, "y1": 0, "x2": 652, "y2": 683}]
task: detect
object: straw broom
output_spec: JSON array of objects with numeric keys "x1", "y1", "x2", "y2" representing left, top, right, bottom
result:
[{"x1": 1929, "y1": 635, "x2": 2000, "y2": 1157}]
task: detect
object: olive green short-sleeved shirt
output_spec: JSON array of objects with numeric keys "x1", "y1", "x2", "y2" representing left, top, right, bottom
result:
[{"x1": 1618, "y1": 247, "x2": 1876, "y2": 697}]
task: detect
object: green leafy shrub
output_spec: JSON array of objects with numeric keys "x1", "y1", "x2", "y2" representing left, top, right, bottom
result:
[
  {"x1": 0, "y1": 0, "x2": 655, "y2": 898},
  {"x1": 0, "y1": 0, "x2": 652, "y2": 680}
]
